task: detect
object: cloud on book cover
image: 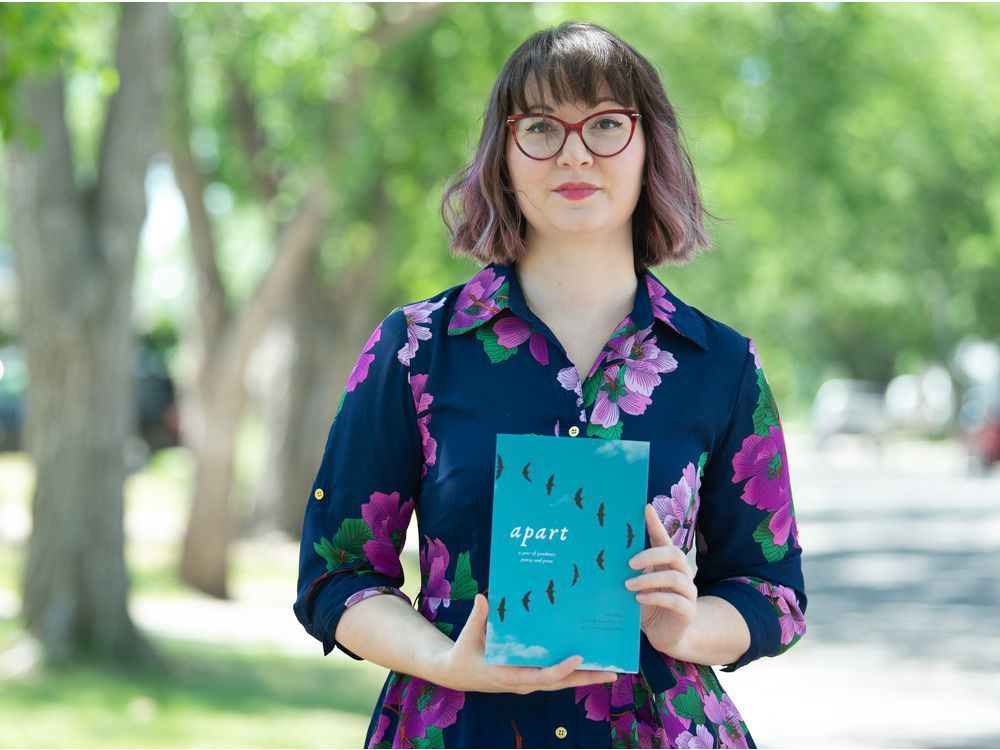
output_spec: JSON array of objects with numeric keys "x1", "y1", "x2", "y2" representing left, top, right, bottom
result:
[
  {"x1": 595, "y1": 440, "x2": 648, "y2": 463},
  {"x1": 484, "y1": 629, "x2": 550, "y2": 664},
  {"x1": 579, "y1": 660, "x2": 629, "y2": 673}
]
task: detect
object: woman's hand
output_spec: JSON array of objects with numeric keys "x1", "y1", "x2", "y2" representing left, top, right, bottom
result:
[
  {"x1": 626, "y1": 503, "x2": 698, "y2": 653},
  {"x1": 432, "y1": 594, "x2": 619, "y2": 694}
]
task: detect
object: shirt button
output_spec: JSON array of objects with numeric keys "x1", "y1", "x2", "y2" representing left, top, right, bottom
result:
[
  {"x1": 313, "y1": 488, "x2": 325, "y2": 501},
  {"x1": 555, "y1": 726, "x2": 568, "y2": 739},
  {"x1": 568, "y1": 426, "x2": 580, "y2": 437}
]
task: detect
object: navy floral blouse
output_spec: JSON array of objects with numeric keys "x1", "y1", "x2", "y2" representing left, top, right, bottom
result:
[{"x1": 293, "y1": 261, "x2": 807, "y2": 749}]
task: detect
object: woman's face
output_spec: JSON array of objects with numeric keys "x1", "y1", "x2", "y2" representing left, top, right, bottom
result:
[{"x1": 505, "y1": 81, "x2": 646, "y2": 243}]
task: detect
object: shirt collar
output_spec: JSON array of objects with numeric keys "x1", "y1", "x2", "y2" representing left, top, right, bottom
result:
[{"x1": 446, "y1": 261, "x2": 709, "y2": 351}]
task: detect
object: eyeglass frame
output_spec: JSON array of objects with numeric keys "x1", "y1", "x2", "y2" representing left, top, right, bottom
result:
[{"x1": 505, "y1": 108, "x2": 643, "y2": 160}]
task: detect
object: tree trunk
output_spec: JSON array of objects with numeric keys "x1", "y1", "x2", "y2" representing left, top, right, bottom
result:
[
  {"x1": 7, "y1": 3, "x2": 170, "y2": 666},
  {"x1": 252, "y1": 249, "x2": 387, "y2": 537}
]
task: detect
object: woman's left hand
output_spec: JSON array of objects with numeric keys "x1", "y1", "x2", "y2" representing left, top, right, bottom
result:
[{"x1": 625, "y1": 503, "x2": 698, "y2": 652}]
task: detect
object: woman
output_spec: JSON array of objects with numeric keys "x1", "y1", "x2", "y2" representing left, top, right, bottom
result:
[{"x1": 294, "y1": 21, "x2": 807, "y2": 749}]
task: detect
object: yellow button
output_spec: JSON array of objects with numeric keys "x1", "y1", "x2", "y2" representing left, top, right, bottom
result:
[
  {"x1": 568, "y1": 426, "x2": 580, "y2": 437},
  {"x1": 555, "y1": 726, "x2": 568, "y2": 739},
  {"x1": 313, "y1": 488, "x2": 325, "y2": 501}
]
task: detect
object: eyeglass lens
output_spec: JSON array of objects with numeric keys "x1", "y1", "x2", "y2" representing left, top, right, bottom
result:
[{"x1": 513, "y1": 113, "x2": 633, "y2": 158}]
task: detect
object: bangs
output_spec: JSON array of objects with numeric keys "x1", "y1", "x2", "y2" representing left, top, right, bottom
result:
[{"x1": 503, "y1": 33, "x2": 638, "y2": 114}]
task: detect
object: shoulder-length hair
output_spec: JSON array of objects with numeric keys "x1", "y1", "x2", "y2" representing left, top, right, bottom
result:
[{"x1": 440, "y1": 21, "x2": 718, "y2": 273}]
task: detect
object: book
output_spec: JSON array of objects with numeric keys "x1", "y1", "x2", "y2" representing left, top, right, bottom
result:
[{"x1": 484, "y1": 432, "x2": 651, "y2": 673}]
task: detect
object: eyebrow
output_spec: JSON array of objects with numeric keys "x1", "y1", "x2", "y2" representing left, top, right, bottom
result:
[{"x1": 524, "y1": 97, "x2": 621, "y2": 112}]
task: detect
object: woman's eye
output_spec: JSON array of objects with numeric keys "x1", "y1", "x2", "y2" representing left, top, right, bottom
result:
[{"x1": 594, "y1": 118, "x2": 623, "y2": 130}]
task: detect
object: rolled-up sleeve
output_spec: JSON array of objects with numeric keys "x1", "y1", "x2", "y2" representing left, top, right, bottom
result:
[
  {"x1": 292, "y1": 306, "x2": 422, "y2": 659},
  {"x1": 693, "y1": 335, "x2": 807, "y2": 672}
]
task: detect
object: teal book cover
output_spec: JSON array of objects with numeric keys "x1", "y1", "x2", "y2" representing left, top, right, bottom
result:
[{"x1": 484, "y1": 433, "x2": 651, "y2": 673}]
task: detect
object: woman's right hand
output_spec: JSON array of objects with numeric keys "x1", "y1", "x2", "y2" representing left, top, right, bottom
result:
[{"x1": 432, "y1": 593, "x2": 619, "y2": 694}]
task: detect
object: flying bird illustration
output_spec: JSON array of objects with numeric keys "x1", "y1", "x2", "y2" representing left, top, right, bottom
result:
[
  {"x1": 545, "y1": 474, "x2": 556, "y2": 496},
  {"x1": 596, "y1": 501, "x2": 606, "y2": 527},
  {"x1": 573, "y1": 487, "x2": 585, "y2": 509},
  {"x1": 497, "y1": 597, "x2": 507, "y2": 623},
  {"x1": 522, "y1": 462, "x2": 532, "y2": 482},
  {"x1": 571, "y1": 563, "x2": 580, "y2": 586},
  {"x1": 595, "y1": 548, "x2": 606, "y2": 571},
  {"x1": 626, "y1": 521, "x2": 635, "y2": 548},
  {"x1": 522, "y1": 591, "x2": 532, "y2": 612},
  {"x1": 545, "y1": 579, "x2": 556, "y2": 605},
  {"x1": 496, "y1": 454, "x2": 504, "y2": 480}
]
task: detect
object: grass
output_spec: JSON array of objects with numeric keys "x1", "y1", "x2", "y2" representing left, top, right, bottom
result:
[
  {"x1": 0, "y1": 637, "x2": 387, "y2": 748},
  {"x1": 0, "y1": 446, "x2": 423, "y2": 748}
]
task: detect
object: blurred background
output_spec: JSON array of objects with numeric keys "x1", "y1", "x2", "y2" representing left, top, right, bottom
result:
[{"x1": 0, "y1": 2, "x2": 998, "y2": 747}]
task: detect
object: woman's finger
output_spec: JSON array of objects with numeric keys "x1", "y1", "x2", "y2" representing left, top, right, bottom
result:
[
  {"x1": 626, "y1": 569, "x2": 696, "y2": 599},
  {"x1": 634, "y1": 591, "x2": 696, "y2": 614}
]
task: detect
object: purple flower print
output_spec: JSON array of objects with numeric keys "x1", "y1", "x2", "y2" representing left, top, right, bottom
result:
[
  {"x1": 419, "y1": 535, "x2": 451, "y2": 619},
  {"x1": 346, "y1": 322, "x2": 381, "y2": 392},
  {"x1": 676, "y1": 724, "x2": 715, "y2": 748},
  {"x1": 591, "y1": 363, "x2": 653, "y2": 428},
  {"x1": 345, "y1": 586, "x2": 411, "y2": 608},
  {"x1": 607, "y1": 324, "x2": 678, "y2": 396},
  {"x1": 653, "y1": 461, "x2": 700, "y2": 548},
  {"x1": 493, "y1": 315, "x2": 549, "y2": 365},
  {"x1": 370, "y1": 713, "x2": 392, "y2": 747},
  {"x1": 646, "y1": 275, "x2": 680, "y2": 332},
  {"x1": 776, "y1": 586, "x2": 808, "y2": 645},
  {"x1": 360, "y1": 491, "x2": 414, "y2": 579},
  {"x1": 398, "y1": 298, "x2": 446, "y2": 366},
  {"x1": 557, "y1": 366, "x2": 584, "y2": 408},
  {"x1": 609, "y1": 673, "x2": 635, "y2": 707},
  {"x1": 731, "y1": 424, "x2": 790, "y2": 514},
  {"x1": 704, "y1": 693, "x2": 747, "y2": 748},
  {"x1": 409, "y1": 374, "x2": 437, "y2": 477},
  {"x1": 448, "y1": 267, "x2": 507, "y2": 333},
  {"x1": 400, "y1": 678, "x2": 466, "y2": 741},
  {"x1": 748, "y1": 336, "x2": 763, "y2": 371},
  {"x1": 574, "y1": 683, "x2": 611, "y2": 721}
]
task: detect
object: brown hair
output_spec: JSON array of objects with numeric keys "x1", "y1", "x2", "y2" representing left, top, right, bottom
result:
[{"x1": 440, "y1": 21, "x2": 718, "y2": 272}]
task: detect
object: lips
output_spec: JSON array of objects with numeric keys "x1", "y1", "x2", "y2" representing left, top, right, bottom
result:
[{"x1": 554, "y1": 182, "x2": 599, "y2": 191}]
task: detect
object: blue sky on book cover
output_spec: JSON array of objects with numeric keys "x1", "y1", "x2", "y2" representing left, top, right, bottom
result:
[{"x1": 485, "y1": 433, "x2": 650, "y2": 673}]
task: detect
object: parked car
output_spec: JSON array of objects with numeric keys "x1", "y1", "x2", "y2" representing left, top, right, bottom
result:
[
  {"x1": 811, "y1": 378, "x2": 889, "y2": 448},
  {"x1": 958, "y1": 383, "x2": 1000, "y2": 473},
  {"x1": 0, "y1": 343, "x2": 180, "y2": 463}
]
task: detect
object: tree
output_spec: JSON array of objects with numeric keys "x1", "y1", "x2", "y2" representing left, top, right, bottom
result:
[
  {"x1": 5, "y1": 3, "x2": 170, "y2": 665},
  {"x1": 169, "y1": 3, "x2": 447, "y2": 596}
]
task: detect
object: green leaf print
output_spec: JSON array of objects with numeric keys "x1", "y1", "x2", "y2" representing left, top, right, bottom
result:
[
  {"x1": 331, "y1": 518, "x2": 374, "y2": 563},
  {"x1": 313, "y1": 537, "x2": 347, "y2": 570},
  {"x1": 581, "y1": 368, "x2": 601, "y2": 407},
  {"x1": 434, "y1": 621, "x2": 454, "y2": 637},
  {"x1": 587, "y1": 420, "x2": 623, "y2": 440},
  {"x1": 450, "y1": 551, "x2": 479, "y2": 600},
  {"x1": 475, "y1": 325, "x2": 518, "y2": 364},
  {"x1": 697, "y1": 451, "x2": 708, "y2": 475},
  {"x1": 752, "y1": 369, "x2": 779, "y2": 437},
  {"x1": 334, "y1": 387, "x2": 347, "y2": 420},
  {"x1": 671, "y1": 686, "x2": 707, "y2": 724},
  {"x1": 411, "y1": 725, "x2": 445, "y2": 748},
  {"x1": 753, "y1": 514, "x2": 789, "y2": 562}
]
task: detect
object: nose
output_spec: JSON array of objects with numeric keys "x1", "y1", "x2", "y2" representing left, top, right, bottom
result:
[{"x1": 556, "y1": 130, "x2": 593, "y2": 167}]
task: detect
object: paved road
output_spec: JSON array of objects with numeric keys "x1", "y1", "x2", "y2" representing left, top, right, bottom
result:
[{"x1": 717, "y1": 428, "x2": 1000, "y2": 748}]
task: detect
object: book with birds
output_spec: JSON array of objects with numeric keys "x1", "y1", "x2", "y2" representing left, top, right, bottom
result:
[{"x1": 484, "y1": 432, "x2": 650, "y2": 673}]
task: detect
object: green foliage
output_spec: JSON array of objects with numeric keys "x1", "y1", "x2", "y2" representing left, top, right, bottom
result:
[{"x1": 6, "y1": 3, "x2": 996, "y2": 413}]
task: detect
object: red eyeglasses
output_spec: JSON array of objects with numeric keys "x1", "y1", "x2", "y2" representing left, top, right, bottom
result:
[{"x1": 506, "y1": 109, "x2": 642, "y2": 160}]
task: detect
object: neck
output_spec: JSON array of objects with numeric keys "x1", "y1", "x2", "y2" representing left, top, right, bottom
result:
[{"x1": 515, "y1": 226, "x2": 639, "y2": 326}]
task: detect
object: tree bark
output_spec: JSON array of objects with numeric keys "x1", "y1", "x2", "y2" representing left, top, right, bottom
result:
[{"x1": 7, "y1": 3, "x2": 170, "y2": 665}]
